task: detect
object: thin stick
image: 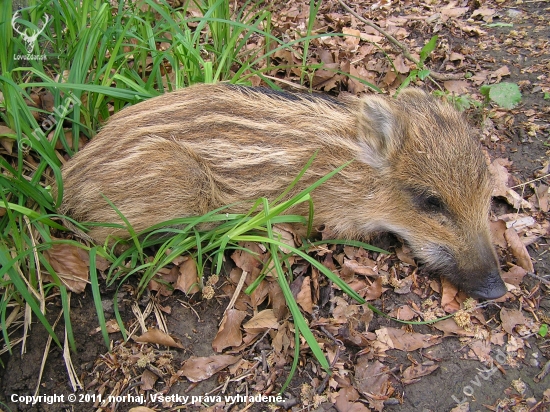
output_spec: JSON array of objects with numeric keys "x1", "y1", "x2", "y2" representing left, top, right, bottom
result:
[{"x1": 338, "y1": 0, "x2": 464, "y2": 81}]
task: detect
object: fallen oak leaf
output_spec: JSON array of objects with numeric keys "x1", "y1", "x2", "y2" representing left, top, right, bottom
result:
[
  {"x1": 500, "y1": 308, "x2": 528, "y2": 335},
  {"x1": 504, "y1": 228, "x2": 534, "y2": 273},
  {"x1": 43, "y1": 242, "x2": 89, "y2": 293},
  {"x1": 212, "y1": 309, "x2": 247, "y2": 352},
  {"x1": 501, "y1": 265, "x2": 527, "y2": 288},
  {"x1": 140, "y1": 369, "x2": 158, "y2": 391},
  {"x1": 490, "y1": 219, "x2": 508, "y2": 248},
  {"x1": 134, "y1": 328, "x2": 184, "y2": 349},
  {"x1": 392, "y1": 305, "x2": 416, "y2": 321},
  {"x1": 343, "y1": 259, "x2": 377, "y2": 277},
  {"x1": 175, "y1": 258, "x2": 200, "y2": 295},
  {"x1": 243, "y1": 309, "x2": 278, "y2": 333},
  {"x1": 354, "y1": 358, "x2": 390, "y2": 398},
  {"x1": 334, "y1": 386, "x2": 371, "y2": 412},
  {"x1": 376, "y1": 327, "x2": 441, "y2": 351},
  {"x1": 231, "y1": 242, "x2": 265, "y2": 273},
  {"x1": 90, "y1": 319, "x2": 120, "y2": 335},
  {"x1": 0, "y1": 125, "x2": 16, "y2": 154},
  {"x1": 402, "y1": 362, "x2": 439, "y2": 384},
  {"x1": 179, "y1": 355, "x2": 241, "y2": 382},
  {"x1": 440, "y1": 277, "x2": 460, "y2": 313},
  {"x1": 296, "y1": 276, "x2": 313, "y2": 314},
  {"x1": 432, "y1": 318, "x2": 475, "y2": 337}
]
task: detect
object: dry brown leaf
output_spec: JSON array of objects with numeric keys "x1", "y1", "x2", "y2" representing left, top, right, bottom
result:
[
  {"x1": 348, "y1": 65, "x2": 366, "y2": 94},
  {"x1": 39, "y1": 90, "x2": 55, "y2": 111},
  {"x1": 0, "y1": 125, "x2": 16, "y2": 154},
  {"x1": 490, "y1": 219, "x2": 508, "y2": 248},
  {"x1": 334, "y1": 386, "x2": 370, "y2": 412},
  {"x1": 441, "y1": 6, "x2": 469, "y2": 18},
  {"x1": 357, "y1": 34, "x2": 381, "y2": 46},
  {"x1": 212, "y1": 309, "x2": 247, "y2": 352},
  {"x1": 296, "y1": 276, "x2": 313, "y2": 314},
  {"x1": 175, "y1": 258, "x2": 200, "y2": 295},
  {"x1": 535, "y1": 184, "x2": 549, "y2": 212},
  {"x1": 364, "y1": 277, "x2": 384, "y2": 301},
  {"x1": 43, "y1": 243, "x2": 89, "y2": 293},
  {"x1": 458, "y1": 24, "x2": 486, "y2": 36},
  {"x1": 444, "y1": 80, "x2": 469, "y2": 94},
  {"x1": 268, "y1": 280, "x2": 288, "y2": 321},
  {"x1": 393, "y1": 274, "x2": 413, "y2": 294},
  {"x1": 179, "y1": 355, "x2": 240, "y2": 383},
  {"x1": 488, "y1": 157, "x2": 513, "y2": 197},
  {"x1": 395, "y1": 305, "x2": 416, "y2": 321},
  {"x1": 488, "y1": 158, "x2": 531, "y2": 209},
  {"x1": 90, "y1": 319, "x2": 120, "y2": 335},
  {"x1": 468, "y1": 340, "x2": 492, "y2": 364},
  {"x1": 472, "y1": 7, "x2": 496, "y2": 22},
  {"x1": 393, "y1": 54, "x2": 410, "y2": 74},
  {"x1": 243, "y1": 309, "x2": 278, "y2": 333},
  {"x1": 134, "y1": 328, "x2": 184, "y2": 349},
  {"x1": 354, "y1": 358, "x2": 389, "y2": 399},
  {"x1": 499, "y1": 214, "x2": 537, "y2": 233},
  {"x1": 491, "y1": 66, "x2": 511, "y2": 81},
  {"x1": 432, "y1": 318, "x2": 475, "y2": 337},
  {"x1": 376, "y1": 327, "x2": 441, "y2": 351},
  {"x1": 249, "y1": 276, "x2": 270, "y2": 309},
  {"x1": 140, "y1": 369, "x2": 158, "y2": 391},
  {"x1": 501, "y1": 265, "x2": 527, "y2": 288},
  {"x1": 441, "y1": 277, "x2": 460, "y2": 313},
  {"x1": 402, "y1": 363, "x2": 439, "y2": 384},
  {"x1": 504, "y1": 228, "x2": 534, "y2": 272},
  {"x1": 500, "y1": 308, "x2": 528, "y2": 335},
  {"x1": 383, "y1": 69, "x2": 398, "y2": 87},
  {"x1": 343, "y1": 259, "x2": 377, "y2": 277},
  {"x1": 342, "y1": 27, "x2": 361, "y2": 48},
  {"x1": 231, "y1": 242, "x2": 264, "y2": 272},
  {"x1": 395, "y1": 245, "x2": 415, "y2": 266},
  {"x1": 450, "y1": 403, "x2": 471, "y2": 412},
  {"x1": 490, "y1": 332, "x2": 506, "y2": 346},
  {"x1": 272, "y1": 224, "x2": 298, "y2": 253},
  {"x1": 272, "y1": 321, "x2": 291, "y2": 354}
]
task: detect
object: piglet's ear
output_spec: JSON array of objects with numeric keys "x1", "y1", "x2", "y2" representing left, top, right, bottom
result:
[{"x1": 356, "y1": 95, "x2": 404, "y2": 170}]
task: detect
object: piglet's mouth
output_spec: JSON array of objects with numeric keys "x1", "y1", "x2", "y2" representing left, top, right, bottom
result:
[
  {"x1": 460, "y1": 271, "x2": 508, "y2": 300},
  {"x1": 414, "y1": 260, "x2": 507, "y2": 301}
]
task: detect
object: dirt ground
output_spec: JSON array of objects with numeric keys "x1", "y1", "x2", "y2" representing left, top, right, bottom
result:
[{"x1": 1, "y1": 1, "x2": 549, "y2": 411}]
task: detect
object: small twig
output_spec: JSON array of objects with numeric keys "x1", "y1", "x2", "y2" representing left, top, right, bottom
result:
[
  {"x1": 113, "y1": 379, "x2": 142, "y2": 412},
  {"x1": 526, "y1": 272, "x2": 550, "y2": 287},
  {"x1": 222, "y1": 270, "x2": 248, "y2": 323},
  {"x1": 316, "y1": 327, "x2": 343, "y2": 394},
  {"x1": 534, "y1": 359, "x2": 550, "y2": 383},
  {"x1": 510, "y1": 173, "x2": 550, "y2": 189},
  {"x1": 205, "y1": 364, "x2": 259, "y2": 396},
  {"x1": 247, "y1": 329, "x2": 270, "y2": 357},
  {"x1": 338, "y1": 0, "x2": 464, "y2": 81},
  {"x1": 338, "y1": 0, "x2": 416, "y2": 63}
]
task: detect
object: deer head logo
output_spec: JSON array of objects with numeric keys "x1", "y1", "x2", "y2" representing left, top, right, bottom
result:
[{"x1": 12, "y1": 11, "x2": 50, "y2": 54}]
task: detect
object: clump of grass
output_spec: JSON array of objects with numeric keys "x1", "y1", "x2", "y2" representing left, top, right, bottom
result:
[
  {"x1": 80, "y1": 154, "x2": 387, "y2": 384},
  {"x1": 0, "y1": 0, "x2": 386, "y2": 381},
  {"x1": 1, "y1": 0, "x2": 285, "y2": 356}
]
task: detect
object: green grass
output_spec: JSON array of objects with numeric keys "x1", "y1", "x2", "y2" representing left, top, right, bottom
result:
[{"x1": 0, "y1": 0, "x2": 389, "y2": 378}]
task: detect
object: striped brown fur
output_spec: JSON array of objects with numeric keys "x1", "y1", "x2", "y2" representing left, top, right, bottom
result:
[{"x1": 60, "y1": 84, "x2": 507, "y2": 299}]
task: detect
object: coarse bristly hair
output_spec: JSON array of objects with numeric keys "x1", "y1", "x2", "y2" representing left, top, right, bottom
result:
[{"x1": 59, "y1": 83, "x2": 507, "y2": 300}]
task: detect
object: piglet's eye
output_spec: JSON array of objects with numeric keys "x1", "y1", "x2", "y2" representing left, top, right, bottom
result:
[
  {"x1": 424, "y1": 195, "x2": 445, "y2": 211},
  {"x1": 409, "y1": 189, "x2": 447, "y2": 214}
]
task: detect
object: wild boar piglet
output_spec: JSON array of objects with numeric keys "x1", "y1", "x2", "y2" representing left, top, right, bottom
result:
[{"x1": 60, "y1": 84, "x2": 508, "y2": 300}]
